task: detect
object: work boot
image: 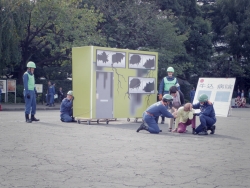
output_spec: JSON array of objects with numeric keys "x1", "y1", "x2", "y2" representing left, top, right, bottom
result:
[
  {"x1": 210, "y1": 125, "x2": 216, "y2": 134},
  {"x1": 25, "y1": 114, "x2": 32, "y2": 123},
  {"x1": 198, "y1": 131, "x2": 208, "y2": 135},
  {"x1": 192, "y1": 128, "x2": 196, "y2": 135},
  {"x1": 198, "y1": 126, "x2": 208, "y2": 135},
  {"x1": 71, "y1": 117, "x2": 77, "y2": 122},
  {"x1": 136, "y1": 123, "x2": 147, "y2": 132},
  {"x1": 31, "y1": 115, "x2": 40, "y2": 121}
]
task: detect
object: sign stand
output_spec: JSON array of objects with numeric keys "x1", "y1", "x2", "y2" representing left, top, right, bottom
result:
[
  {"x1": 35, "y1": 84, "x2": 43, "y2": 105},
  {"x1": 7, "y1": 80, "x2": 16, "y2": 103},
  {"x1": 194, "y1": 77, "x2": 236, "y2": 117}
]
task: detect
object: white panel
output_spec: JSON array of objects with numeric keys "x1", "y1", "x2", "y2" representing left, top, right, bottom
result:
[{"x1": 194, "y1": 78, "x2": 236, "y2": 117}]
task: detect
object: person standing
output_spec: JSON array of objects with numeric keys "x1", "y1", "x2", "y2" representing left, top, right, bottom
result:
[
  {"x1": 241, "y1": 89, "x2": 244, "y2": 98},
  {"x1": 51, "y1": 82, "x2": 56, "y2": 106},
  {"x1": 60, "y1": 90, "x2": 76, "y2": 122},
  {"x1": 46, "y1": 81, "x2": 55, "y2": 107},
  {"x1": 136, "y1": 94, "x2": 177, "y2": 134},
  {"x1": 190, "y1": 87, "x2": 196, "y2": 103},
  {"x1": 58, "y1": 87, "x2": 64, "y2": 102},
  {"x1": 169, "y1": 86, "x2": 185, "y2": 132},
  {"x1": 237, "y1": 89, "x2": 241, "y2": 98},
  {"x1": 23, "y1": 61, "x2": 40, "y2": 123},
  {"x1": 158, "y1": 66, "x2": 180, "y2": 124}
]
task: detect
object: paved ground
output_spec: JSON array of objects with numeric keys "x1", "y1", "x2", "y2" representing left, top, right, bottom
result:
[
  {"x1": 0, "y1": 103, "x2": 60, "y2": 111},
  {"x1": 0, "y1": 108, "x2": 250, "y2": 188}
]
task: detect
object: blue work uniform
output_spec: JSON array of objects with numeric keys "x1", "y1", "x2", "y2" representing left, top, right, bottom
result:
[
  {"x1": 192, "y1": 102, "x2": 216, "y2": 133},
  {"x1": 47, "y1": 85, "x2": 55, "y2": 105},
  {"x1": 158, "y1": 76, "x2": 180, "y2": 95},
  {"x1": 23, "y1": 71, "x2": 37, "y2": 115},
  {"x1": 143, "y1": 101, "x2": 174, "y2": 134},
  {"x1": 60, "y1": 98, "x2": 73, "y2": 122}
]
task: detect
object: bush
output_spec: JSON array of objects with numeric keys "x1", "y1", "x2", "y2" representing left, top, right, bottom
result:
[
  {"x1": 7, "y1": 92, "x2": 15, "y2": 103},
  {"x1": 180, "y1": 84, "x2": 192, "y2": 103},
  {"x1": 16, "y1": 84, "x2": 25, "y2": 103}
]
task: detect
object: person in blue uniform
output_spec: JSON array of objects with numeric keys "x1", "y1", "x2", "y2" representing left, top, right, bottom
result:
[
  {"x1": 192, "y1": 94, "x2": 216, "y2": 135},
  {"x1": 46, "y1": 81, "x2": 55, "y2": 107},
  {"x1": 23, "y1": 61, "x2": 40, "y2": 123},
  {"x1": 136, "y1": 94, "x2": 177, "y2": 134},
  {"x1": 60, "y1": 90, "x2": 76, "y2": 122},
  {"x1": 158, "y1": 67, "x2": 180, "y2": 124},
  {"x1": 190, "y1": 87, "x2": 196, "y2": 103}
]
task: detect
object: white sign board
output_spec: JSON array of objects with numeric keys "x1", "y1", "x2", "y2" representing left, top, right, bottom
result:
[
  {"x1": 35, "y1": 84, "x2": 43, "y2": 93},
  {"x1": 0, "y1": 80, "x2": 7, "y2": 93},
  {"x1": 194, "y1": 77, "x2": 236, "y2": 117}
]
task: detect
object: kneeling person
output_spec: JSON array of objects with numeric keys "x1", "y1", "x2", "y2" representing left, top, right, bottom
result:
[
  {"x1": 60, "y1": 91, "x2": 76, "y2": 122},
  {"x1": 172, "y1": 103, "x2": 196, "y2": 133},
  {"x1": 136, "y1": 94, "x2": 177, "y2": 134}
]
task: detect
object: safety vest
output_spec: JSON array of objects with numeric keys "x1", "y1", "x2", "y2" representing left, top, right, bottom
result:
[
  {"x1": 163, "y1": 77, "x2": 176, "y2": 92},
  {"x1": 24, "y1": 72, "x2": 35, "y2": 90}
]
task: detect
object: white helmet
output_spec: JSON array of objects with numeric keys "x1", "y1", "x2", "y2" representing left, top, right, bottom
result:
[{"x1": 67, "y1": 90, "x2": 73, "y2": 96}]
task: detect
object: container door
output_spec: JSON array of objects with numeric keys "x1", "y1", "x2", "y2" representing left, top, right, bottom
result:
[{"x1": 96, "y1": 71, "x2": 113, "y2": 118}]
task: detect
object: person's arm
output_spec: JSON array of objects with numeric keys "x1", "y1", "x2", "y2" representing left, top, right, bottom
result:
[
  {"x1": 175, "y1": 78, "x2": 180, "y2": 91},
  {"x1": 192, "y1": 102, "x2": 200, "y2": 109},
  {"x1": 201, "y1": 105, "x2": 214, "y2": 116},
  {"x1": 62, "y1": 99, "x2": 73, "y2": 108},
  {"x1": 23, "y1": 73, "x2": 29, "y2": 95},
  {"x1": 161, "y1": 106, "x2": 175, "y2": 118},
  {"x1": 188, "y1": 109, "x2": 195, "y2": 119}
]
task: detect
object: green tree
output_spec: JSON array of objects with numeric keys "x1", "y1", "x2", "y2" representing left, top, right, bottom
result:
[
  {"x1": 0, "y1": 0, "x2": 29, "y2": 77},
  {"x1": 17, "y1": 0, "x2": 106, "y2": 83},
  {"x1": 81, "y1": 0, "x2": 189, "y2": 82},
  {"x1": 205, "y1": 0, "x2": 250, "y2": 88}
]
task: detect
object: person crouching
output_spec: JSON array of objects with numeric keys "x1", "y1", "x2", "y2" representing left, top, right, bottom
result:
[
  {"x1": 60, "y1": 91, "x2": 76, "y2": 122},
  {"x1": 172, "y1": 103, "x2": 196, "y2": 134},
  {"x1": 192, "y1": 94, "x2": 216, "y2": 135}
]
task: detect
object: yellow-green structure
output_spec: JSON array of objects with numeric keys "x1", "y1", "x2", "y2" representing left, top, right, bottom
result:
[{"x1": 72, "y1": 46, "x2": 158, "y2": 120}]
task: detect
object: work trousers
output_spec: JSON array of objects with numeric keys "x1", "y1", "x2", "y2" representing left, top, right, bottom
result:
[
  {"x1": 177, "y1": 118, "x2": 196, "y2": 133},
  {"x1": 195, "y1": 114, "x2": 216, "y2": 133},
  {"x1": 46, "y1": 93, "x2": 54, "y2": 105},
  {"x1": 143, "y1": 112, "x2": 160, "y2": 134},
  {"x1": 24, "y1": 90, "x2": 36, "y2": 115}
]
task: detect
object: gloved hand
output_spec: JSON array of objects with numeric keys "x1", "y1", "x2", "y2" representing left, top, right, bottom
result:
[
  {"x1": 26, "y1": 93, "x2": 30, "y2": 99},
  {"x1": 158, "y1": 94, "x2": 163, "y2": 101}
]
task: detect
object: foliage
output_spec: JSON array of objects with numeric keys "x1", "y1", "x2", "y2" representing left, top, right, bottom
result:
[
  {"x1": 0, "y1": 0, "x2": 29, "y2": 77},
  {"x1": 1, "y1": 0, "x2": 250, "y2": 102}
]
